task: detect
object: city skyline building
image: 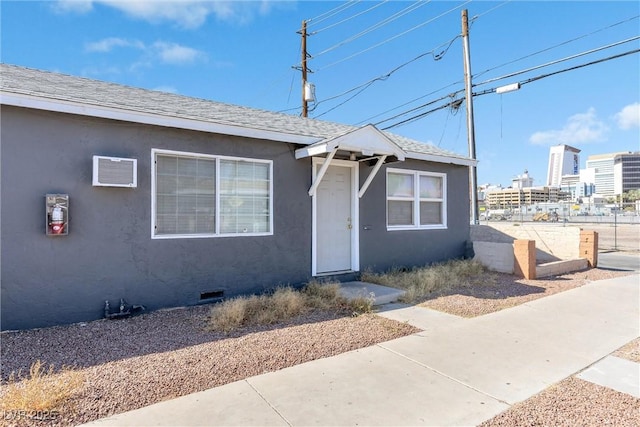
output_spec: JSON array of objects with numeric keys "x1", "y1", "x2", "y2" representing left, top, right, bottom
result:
[
  {"x1": 546, "y1": 144, "x2": 581, "y2": 187},
  {"x1": 614, "y1": 152, "x2": 640, "y2": 195}
]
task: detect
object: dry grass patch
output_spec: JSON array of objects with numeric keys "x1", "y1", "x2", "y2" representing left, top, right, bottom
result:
[
  {"x1": 362, "y1": 259, "x2": 487, "y2": 303},
  {"x1": 1, "y1": 360, "x2": 84, "y2": 414},
  {"x1": 207, "y1": 282, "x2": 372, "y2": 332}
]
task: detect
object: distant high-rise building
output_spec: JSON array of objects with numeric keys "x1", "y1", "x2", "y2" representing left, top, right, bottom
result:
[
  {"x1": 511, "y1": 170, "x2": 534, "y2": 189},
  {"x1": 546, "y1": 144, "x2": 580, "y2": 187},
  {"x1": 586, "y1": 152, "x2": 639, "y2": 196},
  {"x1": 614, "y1": 152, "x2": 640, "y2": 195}
]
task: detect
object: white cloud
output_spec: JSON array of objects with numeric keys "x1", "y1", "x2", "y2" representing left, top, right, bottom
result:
[
  {"x1": 52, "y1": 0, "x2": 93, "y2": 14},
  {"x1": 84, "y1": 37, "x2": 205, "y2": 66},
  {"x1": 529, "y1": 108, "x2": 609, "y2": 145},
  {"x1": 85, "y1": 37, "x2": 145, "y2": 52},
  {"x1": 614, "y1": 102, "x2": 640, "y2": 130},
  {"x1": 153, "y1": 42, "x2": 205, "y2": 64},
  {"x1": 55, "y1": 0, "x2": 281, "y2": 29}
]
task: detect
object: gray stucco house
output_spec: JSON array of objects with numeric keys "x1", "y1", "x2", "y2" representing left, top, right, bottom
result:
[{"x1": 1, "y1": 63, "x2": 475, "y2": 331}]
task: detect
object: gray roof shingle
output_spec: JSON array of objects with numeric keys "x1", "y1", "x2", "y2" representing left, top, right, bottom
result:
[{"x1": 1, "y1": 63, "x2": 471, "y2": 163}]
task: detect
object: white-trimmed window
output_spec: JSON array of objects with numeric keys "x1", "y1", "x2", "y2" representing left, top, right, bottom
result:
[
  {"x1": 152, "y1": 149, "x2": 272, "y2": 238},
  {"x1": 387, "y1": 168, "x2": 446, "y2": 230}
]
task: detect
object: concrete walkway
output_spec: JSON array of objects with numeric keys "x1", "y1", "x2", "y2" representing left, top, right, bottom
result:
[{"x1": 84, "y1": 274, "x2": 639, "y2": 426}]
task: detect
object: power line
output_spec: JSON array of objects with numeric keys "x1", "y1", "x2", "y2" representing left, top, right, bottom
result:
[
  {"x1": 380, "y1": 98, "x2": 462, "y2": 130},
  {"x1": 469, "y1": 0, "x2": 512, "y2": 24},
  {"x1": 354, "y1": 79, "x2": 463, "y2": 125},
  {"x1": 375, "y1": 91, "x2": 463, "y2": 127},
  {"x1": 474, "y1": 36, "x2": 640, "y2": 87},
  {"x1": 474, "y1": 14, "x2": 640, "y2": 79},
  {"x1": 312, "y1": 81, "x2": 376, "y2": 119},
  {"x1": 306, "y1": 1, "x2": 361, "y2": 27},
  {"x1": 310, "y1": 35, "x2": 460, "y2": 118},
  {"x1": 310, "y1": 1, "x2": 390, "y2": 36},
  {"x1": 310, "y1": 1, "x2": 430, "y2": 59},
  {"x1": 314, "y1": 0, "x2": 471, "y2": 72},
  {"x1": 509, "y1": 48, "x2": 640, "y2": 91},
  {"x1": 382, "y1": 48, "x2": 639, "y2": 132}
]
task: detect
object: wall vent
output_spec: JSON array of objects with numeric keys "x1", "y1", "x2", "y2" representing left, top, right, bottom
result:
[
  {"x1": 93, "y1": 156, "x2": 137, "y2": 188},
  {"x1": 200, "y1": 290, "x2": 224, "y2": 301}
]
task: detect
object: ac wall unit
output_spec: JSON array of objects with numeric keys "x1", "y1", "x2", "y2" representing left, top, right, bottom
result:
[{"x1": 92, "y1": 155, "x2": 137, "y2": 188}]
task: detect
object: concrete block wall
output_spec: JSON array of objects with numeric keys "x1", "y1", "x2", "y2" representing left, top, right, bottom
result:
[
  {"x1": 472, "y1": 241, "x2": 514, "y2": 273},
  {"x1": 472, "y1": 224, "x2": 581, "y2": 262},
  {"x1": 537, "y1": 259, "x2": 589, "y2": 278}
]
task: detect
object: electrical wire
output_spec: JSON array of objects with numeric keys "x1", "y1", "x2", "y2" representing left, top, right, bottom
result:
[
  {"x1": 474, "y1": 36, "x2": 640, "y2": 87},
  {"x1": 472, "y1": 48, "x2": 640, "y2": 97},
  {"x1": 310, "y1": 1, "x2": 430, "y2": 59},
  {"x1": 306, "y1": 1, "x2": 361, "y2": 27},
  {"x1": 355, "y1": 79, "x2": 463, "y2": 125},
  {"x1": 382, "y1": 48, "x2": 639, "y2": 132},
  {"x1": 474, "y1": 14, "x2": 640, "y2": 79},
  {"x1": 310, "y1": 1, "x2": 390, "y2": 35},
  {"x1": 469, "y1": 0, "x2": 512, "y2": 24},
  {"x1": 375, "y1": 90, "x2": 464, "y2": 127},
  {"x1": 310, "y1": 35, "x2": 460, "y2": 118},
  {"x1": 314, "y1": 0, "x2": 471, "y2": 72},
  {"x1": 312, "y1": 81, "x2": 376, "y2": 119},
  {"x1": 380, "y1": 99, "x2": 461, "y2": 130}
]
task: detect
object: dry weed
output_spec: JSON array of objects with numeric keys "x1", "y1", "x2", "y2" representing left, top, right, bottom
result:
[
  {"x1": 362, "y1": 259, "x2": 486, "y2": 303},
  {"x1": 207, "y1": 281, "x2": 373, "y2": 332},
  {"x1": 1, "y1": 360, "x2": 84, "y2": 413}
]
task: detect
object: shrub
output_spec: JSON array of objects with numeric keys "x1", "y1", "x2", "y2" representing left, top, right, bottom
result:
[{"x1": 1, "y1": 360, "x2": 84, "y2": 414}]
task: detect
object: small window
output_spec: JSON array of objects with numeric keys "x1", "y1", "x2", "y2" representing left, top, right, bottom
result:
[
  {"x1": 387, "y1": 169, "x2": 446, "y2": 230},
  {"x1": 152, "y1": 149, "x2": 272, "y2": 238}
]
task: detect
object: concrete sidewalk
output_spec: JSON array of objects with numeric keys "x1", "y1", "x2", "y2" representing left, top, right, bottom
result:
[{"x1": 84, "y1": 274, "x2": 639, "y2": 426}]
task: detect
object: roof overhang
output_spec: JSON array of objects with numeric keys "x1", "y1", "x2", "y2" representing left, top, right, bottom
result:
[
  {"x1": 0, "y1": 91, "x2": 321, "y2": 146},
  {"x1": 406, "y1": 151, "x2": 478, "y2": 167},
  {"x1": 301, "y1": 125, "x2": 407, "y2": 198},
  {"x1": 295, "y1": 124, "x2": 406, "y2": 161}
]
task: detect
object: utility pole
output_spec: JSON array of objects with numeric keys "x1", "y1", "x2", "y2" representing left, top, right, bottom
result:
[
  {"x1": 462, "y1": 9, "x2": 479, "y2": 225},
  {"x1": 299, "y1": 20, "x2": 309, "y2": 118}
]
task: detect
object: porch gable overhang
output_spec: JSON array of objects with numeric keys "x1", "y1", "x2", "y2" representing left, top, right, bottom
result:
[
  {"x1": 295, "y1": 124, "x2": 406, "y2": 161},
  {"x1": 298, "y1": 125, "x2": 405, "y2": 198}
]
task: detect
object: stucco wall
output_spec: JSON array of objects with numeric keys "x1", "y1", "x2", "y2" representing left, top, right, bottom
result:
[
  {"x1": 1, "y1": 107, "x2": 314, "y2": 330},
  {"x1": 359, "y1": 159, "x2": 471, "y2": 271},
  {"x1": 1, "y1": 107, "x2": 471, "y2": 330}
]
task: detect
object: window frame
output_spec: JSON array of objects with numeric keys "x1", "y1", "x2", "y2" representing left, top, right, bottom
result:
[
  {"x1": 151, "y1": 148, "x2": 273, "y2": 239},
  {"x1": 386, "y1": 168, "x2": 447, "y2": 230}
]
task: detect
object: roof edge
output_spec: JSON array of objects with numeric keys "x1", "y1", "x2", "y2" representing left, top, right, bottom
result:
[{"x1": 0, "y1": 91, "x2": 321, "y2": 146}]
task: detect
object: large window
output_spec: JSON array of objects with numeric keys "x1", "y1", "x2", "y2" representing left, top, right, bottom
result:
[
  {"x1": 387, "y1": 168, "x2": 446, "y2": 230},
  {"x1": 152, "y1": 149, "x2": 272, "y2": 238}
]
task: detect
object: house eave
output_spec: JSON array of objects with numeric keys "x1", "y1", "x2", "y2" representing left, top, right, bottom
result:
[
  {"x1": 405, "y1": 151, "x2": 478, "y2": 167},
  {"x1": 0, "y1": 91, "x2": 321, "y2": 146}
]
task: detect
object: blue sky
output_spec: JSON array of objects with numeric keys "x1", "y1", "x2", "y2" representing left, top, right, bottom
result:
[{"x1": 2, "y1": 0, "x2": 639, "y2": 187}]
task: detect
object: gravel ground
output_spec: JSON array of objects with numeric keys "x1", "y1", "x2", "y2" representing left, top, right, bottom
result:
[
  {"x1": 420, "y1": 268, "x2": 632, "y2": 317},
  {"x1": 1, "y1": 268, "x2": 637, "y2": 427},
  {"x1": 0, "y1": 309, "x2": 417, "y2": 427},
  {"x1": 479, "y1": 377, "x2": 640, "y2": 427}
]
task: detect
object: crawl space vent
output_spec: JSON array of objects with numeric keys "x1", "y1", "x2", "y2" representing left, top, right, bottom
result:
[{"x1": 93, "y1": 156, "x2": 137, "y2": 188}]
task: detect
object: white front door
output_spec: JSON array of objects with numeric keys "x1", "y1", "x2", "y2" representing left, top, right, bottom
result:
[{"x1": 314, "y1": 162, "x2": 358, "y2": 275}]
